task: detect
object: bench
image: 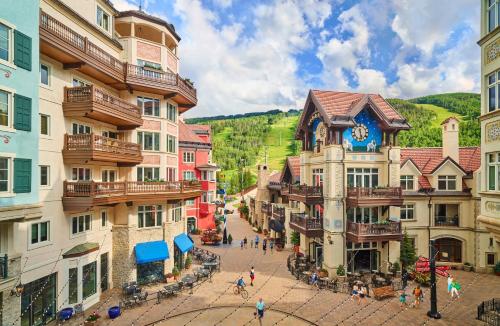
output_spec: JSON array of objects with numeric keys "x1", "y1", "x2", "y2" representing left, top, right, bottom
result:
[{"x1": 372, "y1": 285, "x2": 395, "y2": 300}]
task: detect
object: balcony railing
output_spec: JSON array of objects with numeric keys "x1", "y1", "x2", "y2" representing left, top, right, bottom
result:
[
  {"x1": 346, "y1": 187, "x2": 403, "y2": 207},
  {"x1": 64, "y1": 133, "x2": 142, "y2": 162},
  {"x1": 261, "y1": 201, "x2": 271, "y2": 215},
  {"x1": 346, "y1": 221, "x2": 402, "y2": 242},
  {"x1": 434, "y1": 216, "x2": 459, "y2": 227},
  {"x1": 288, "y1": 185, "x2": 323, "y2": 204},
  {"x1": 0, "y1": 254, "x2": 7, "y2": 279},
  {"x1": 289, "y1": 213, "x2": 323, "y2": 237},
  {"x1": 273, "y1": 206, "x2": 285, "y2": 223}
]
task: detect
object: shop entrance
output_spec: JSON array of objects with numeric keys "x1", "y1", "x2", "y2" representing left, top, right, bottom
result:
[
  {"x1": 347, "y1": 242, "x2": 379, "y2": 273},
  {"x1": 21, "y1": 273, "x2": 57, "y2": 326},
  {"x1": 137, "y1": 261, "x2": 164, "y2": 285}
]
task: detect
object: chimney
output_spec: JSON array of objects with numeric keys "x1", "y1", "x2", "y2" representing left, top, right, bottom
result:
[
  {"x1": 441, "y1": 117, "x2": 460, "y2": 162},
  {"x1": 257, "y1": 164, "x2": 270, "y2": 189}
]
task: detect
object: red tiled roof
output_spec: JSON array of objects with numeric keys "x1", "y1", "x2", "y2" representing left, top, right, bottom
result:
[
  {"x1": 311, "y1": 90, "x2": 404, "y2": 120},
  {"x1": 269, "y1": 172, "x2": 282, "y2": 183},
  {"x1": 440, "y1": 116, "x2": 460, "y2": 125},
  {"x1": 287, "y1": 156, "x2": 300, "y2": 179},
  {"x1": 178, "y1": 121, "x2": 206, "y2": 144},
  {"x1": 400, "y1": 147, "x2": 480, "y2": 175}
]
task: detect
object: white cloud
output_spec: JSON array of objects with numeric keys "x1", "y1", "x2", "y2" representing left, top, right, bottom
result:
[
  {"x1": 212, "y1": 0, "x2": 233, "y2": 9},
  {"x1": 112, "y1": 0, "x2": 139, "y2": 11}
]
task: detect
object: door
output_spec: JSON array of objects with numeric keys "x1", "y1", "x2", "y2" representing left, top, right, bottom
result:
[
  {"x1": 21, "y1": 273, "x2": 56, "y2": 326},
  {"x1": 101, "y1": 253, "x2": 109, "y2": 291},
  {"x1": 187, "y1": 217, "x2": 196, "y2": 233},
  {"x1": 315, "y1": 245, "x2": 323, "y2": 268},
  {"x1": 102, "y1": 170, "x2": 116, "y2": 182}
]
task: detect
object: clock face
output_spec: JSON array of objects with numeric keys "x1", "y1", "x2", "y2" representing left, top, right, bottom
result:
[{"x1": 352, "y1": 123, "x2": 369, "y2": 142}]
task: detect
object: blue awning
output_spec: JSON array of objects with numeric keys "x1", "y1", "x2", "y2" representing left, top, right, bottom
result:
[
  {"x1": 135, "y1": 240, "x2": 169, "y2": 264},
  {"x1": 269, "y1": 219, "x2": 284, "y2": 233},
  {"x1": 174, "y1": 233, "x2": 194, "y2": 253}
]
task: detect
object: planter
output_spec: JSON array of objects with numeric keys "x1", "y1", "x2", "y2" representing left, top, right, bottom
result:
[
  {"x1": 59, "y1": 307, "x2": 74, "y2": 321},
  {"x1": 293, "y1": 245, "x2": 300, "y2": 253},
  {"x1": 108, "y1": 306, "x2": 121, "y2": 320},
  {"x1": 463, "y1": 265, "x2": 473, "y2": 272}
]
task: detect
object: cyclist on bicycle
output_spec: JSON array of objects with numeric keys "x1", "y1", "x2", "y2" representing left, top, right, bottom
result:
[{"x1": 236, "y1": 276, "x2": 246, "y2": 293}]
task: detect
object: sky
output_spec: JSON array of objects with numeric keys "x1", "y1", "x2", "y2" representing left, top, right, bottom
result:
[{"x1": 113, "y1": 0, "x2": 480, "y2": 118}]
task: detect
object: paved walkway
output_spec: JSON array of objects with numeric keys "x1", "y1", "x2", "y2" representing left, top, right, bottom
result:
[{"x1": 66, "y1": 200, "x2": 499, "y2": 326}]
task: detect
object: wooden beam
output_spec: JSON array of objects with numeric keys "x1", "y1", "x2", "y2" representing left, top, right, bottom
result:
[
  {"x1": 63, "y1": 62, "x2": 84, "y2": 69},
  {"x1": 164, "y1": 92, "x2": 178, "y2": 100}
]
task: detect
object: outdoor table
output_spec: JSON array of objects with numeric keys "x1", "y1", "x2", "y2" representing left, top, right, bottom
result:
[
  {"x1": 203, "y1": 262, "x2": 218, "y2": 272},
  {"x1": 319, "y1": 277, "x2": 329, "y2": 288},
  {"x1": 182, "y1": 275, "x2": 196, "y2": 294}
]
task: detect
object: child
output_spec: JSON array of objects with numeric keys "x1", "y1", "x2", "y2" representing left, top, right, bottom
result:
[
  {"x1": 250, "y1": 267, "x2": 255, "y2": 286},
  {"x1": 413, "y1": 285, "x2": 423, "y2": 308},
  {"x1": 351, "y1": 284, "x2": 359, "y2": 300},
  {"x1": 450, "y1": 279, "x2": 461, "y2": 299},
  {"x1": 240, "y1": 240, "x2": 244, "y2": 249},
  {"x1": 399, "y1": 291, "x2": 408, "y2": 308}
]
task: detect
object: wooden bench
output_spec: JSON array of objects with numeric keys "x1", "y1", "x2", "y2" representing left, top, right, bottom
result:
[{"x1": 372, "y1": 285, "x2": 395, "y2": 300}]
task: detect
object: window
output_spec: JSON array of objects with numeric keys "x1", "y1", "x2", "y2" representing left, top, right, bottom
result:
[
  {"x1": 0, "y1": 23, "x2": 10, "y2": 62},
  {"x1": 72, "y1": 78, "x2": 90, "y2": 87},
  {"x1": 488, "y1": 0, "x2": 499, "y2": 33},
  {"x1": 40, "y1": 63, "x2": 49, "y2": 86},
  {"x1": 137, "y1": 167, "x2": 160, "y2": 181},
  {"x1": 488, "y1": 71, "x2": 500, "y2": 112},
  {"x1": 183, "y1": 152, "x2": 195, "y2": 163},
  {"x1": 185, "y1": 199, "x2": 195, "y2": 206},
  {"x1": 435, "y1": 238, "x2": 462, "y2": 263},
  {"x1": 40, "y1": 114, "x2": 50, "y2": 135},
  {"x1": 400, "y1": 204, "x2": 415, "y2": 220},
  {"x1": 183, "y1": 171, "x2": 196, "y2": 181},
  {"x1": 0, "y1": 157, "x2": 9, "y2": 192},
  {"x1": 167, "y1": 103, "x2": 177, "y2": 122},
  {"x1": 96, "y1": 6, "x2": 110, "y2": 32},
  {"x1": 40, "y1": 165, "x2": 50, "y2": 186},
  {"x1": 487, "y1": 253, "x2": 496, "y2": 266},
  {"x1": 82, "y1": 262, "x2": 97, "y2": 299},
  {"x1": 137, "y1": 131, "x2": 160, "y2": 151},
  {"x1": 400, "y1": 175, "x2": 414, "y2": 190},
  {"x1": 31, "y1": 221, "x2": 49, "y2": 245},
  {"x1": 0, "y1": 89, "x2": 10, "y2": 127},
  {"x1": 437, "y1": 176, "x2": 456, "y2": 190},
  {"x1": 202, "y1": 171, "x2": 215, "y2": 181},
  {"x1": 137, "y1": 96, "x2": 160, "y2": 117},
  {"x1": 347, "y1": 168, "x2": 379, "y2": 187},
  {"x1": 138, "y1": 205, "x2": 162, "y2": 228},
  {"x1": 346, "y1": 207, "x2": 379, "y2": 224},
  {"x1": 488, "y1": 152, "x2": 500, "y2": 191},
  {"x1": 101, "y1": 210, "x2": 108, "y2": 228},
  {"x1": 68, "y1": 267, "x2": 78, "y2": 304},
  {"x1": 202, "y1": 191, "x2": 214, "y2": 203},
  {"x1": 72, "y1": 123, "x2": 91, "y2": 134},
  {"x1": 312, "y1": 168, "x2": 324, "y2": 187},
  {"x1": 171, "y1": 202, "x2": 182, "y2": 222},
  {"x1": 167, "y1": 135, "x2": 176, "y2": 153},
  {"x1": 71, "y1": 214, "x2": 91, "y2": 235},
  {"x1": 102, "y1": 130, "x2": 118, "y2": 139},
  {"x1": 72, "y1": 167, "x2": 91, "y2": 181},
  {"x1": 137, "y1": 59, "x2": 162, "y2": 70},
  {"x1": 167, "y1": 167, "x2": 177, "y2": 182},
  {"x1": 101, "y1": 170, "x2": 116, "y2": 182}
]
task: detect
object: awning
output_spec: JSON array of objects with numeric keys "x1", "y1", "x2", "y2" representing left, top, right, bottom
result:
[
  {"x1": 135, "y1": 241, "x2": 169, "y2": 264},
  {"x1": 174, "y1": 233, "x2": 194, "y2": 253},
  {"x1": 63, "y1": 242, "x2": 99, "y2": 259},
  {"x1": 269, "y1": 219, "x2": 284, "y2": 233}
]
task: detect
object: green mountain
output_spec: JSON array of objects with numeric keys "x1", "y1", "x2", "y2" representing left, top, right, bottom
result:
[{"x1": 187, "y1": 93, "x2": 480, "y2": 194}]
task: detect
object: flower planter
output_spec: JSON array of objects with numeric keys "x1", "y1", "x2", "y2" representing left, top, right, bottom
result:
[
  {"x1": 108, "y1": 306, "x2": 121, "y2": 320},
  {"x1": 463, "y1": 265, "x2": 473, "y2": 272},
  {"x1": 59, "y1": 307, "x2": 74, "y2": 321}
]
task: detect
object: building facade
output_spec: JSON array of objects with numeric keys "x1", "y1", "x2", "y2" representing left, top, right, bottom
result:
[
  {"x1": 479, "y1": 0, "x2": 500, "y2": 246},
  {"x1": 1, "y1": 1, "x2": 199, "y2": 325},
  {"x1": 178, "y1": 121, "x2": 218, "y2": 231}
]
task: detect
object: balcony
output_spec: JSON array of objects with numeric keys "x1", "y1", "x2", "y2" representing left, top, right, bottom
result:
[
  {"x1": 434, "y1": 216, "x2": 459, "y2": 227},
  {"x1": 40, "y1": 10, "x2": 124, "y2": 84},
  {"x1": 63, "y1": 134, "x2": 142, "y2": 166},
  {"x1": 273, "y1": 206, "x2": 285, "y2": 224},
  {"x1": 346, "y1": 187, "x2": 403, "y2": 208},
  {"x1": 288, "y1": 185, "x2": 323, "y2": 205},
  {"x1": 280, "y1": 183, "x2": 289, "y2": 196},
  {"x1": 0, "y1": 254, "x2": 6, "y2": 280},
  {"x1": 62, "y1": 180, "x2": 202, "y2": 212},
  {"x1": 289, "y1": 213, "x2": 323, "y2": 238},
  {"x1": 63, "y1": 86, "x2": 142, "y2": 129},
  {"x1": 346, "y1": 221, "x2": 402, "y2": 243},
  {"x1": 434, "y1": 204, "x2": 459, "y2": 227},
  {"x1": 125, "y1": 63, "x2": 197, "y2": 109},
  {"x1": 261, "y1": 201, "x2": 271, "y2": 215}
]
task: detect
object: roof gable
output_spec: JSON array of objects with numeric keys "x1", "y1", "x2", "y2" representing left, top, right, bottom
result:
[
  {"x1": 431, "y1": 157, "x2": 467, "y2": 176},
  {"x1": 401, "y1": 158, "x2": 422, "y2": 176}
]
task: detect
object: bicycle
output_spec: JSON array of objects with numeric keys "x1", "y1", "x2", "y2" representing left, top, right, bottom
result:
[{"x1": 233, "y1": 285, "x2": 249, "y2": 299}]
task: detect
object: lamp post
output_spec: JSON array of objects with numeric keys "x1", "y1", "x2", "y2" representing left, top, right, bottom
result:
[
  {"x1": 222, "y1": 181, "x2": 228, "y2": 244},
  {"x1": 239, "y1": 158, "x2": 245, "y2": 198},
  {"x1": 427, "y1": 239, "x2": 441, "y2": 319}
]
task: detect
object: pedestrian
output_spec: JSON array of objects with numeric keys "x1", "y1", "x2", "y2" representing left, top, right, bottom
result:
[
  {"x1": 412, "y1": 285, "x2": 423, "y2": 308},
  {"x1": 255, "y1": 235, "x2": 259, "y2": 249},
  {"x1": 270, "y1": 240, "x2": 274, "y2": 253},
  {"x1": 399, "y1": 291, "x2": 408, "y2": 308},
  {"x1": 240, "y1": 239, "x2": 244, "y2": 249},
  {"x1": 250, "y1": 239, "x2": 254, "y2": 248},
  {"x1": 402, "y1": 268, "x2": 409, "y2": 289},
  {"x1": 254, "y1": 298, "x2": 265, "y2": 324},
  {"x1": 262, "y1": 241, "x2": 267, "y2": 254},
  {"x1": 447, "y1": 274, "x2": 453, "y2": 294},
  {"x1": 359, "y1": 284, "x2": 368, "y2": 304},
  {"x1": 450, "y1": 278, "x2": 461, "y2": 299},
  {"x1": 310, "y1": 271, "x2": 319, "y2": 290},
  {"x1": 351, "y1": 283, "x2": 359, "y2": 301},
  {"x1": 250, "y1": 266, "x2": 255, "y2": 286},
  {"x1": 244, "y1": 236, "x2": 248, "y2": 248}
]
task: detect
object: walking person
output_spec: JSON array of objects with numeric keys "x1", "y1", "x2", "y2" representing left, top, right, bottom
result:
[
  {"x1": 250, "y1": 239, "x2": 254, "y2": 248},
  {"x1": 412, "y1": 285, "x2": 423, "y2": 308},
  {"x1": 450, "y1": 278, "x2": 461, "y2": 299},
  {"x1": 359, "y1": 284, "x2": 368, "y2": 304},
  {"x1": 244, "y1": 236, "x2": 248, "y2": 248},
  {"x1": 270, "y1": 239, "x2": 274, "y2": 253},
  {"x1": 262, "y1": 239, "x2": 267, "y2": 255},
  {"x1": 402, "y1": 268, "x2": 409, "y2": 289},
  {"x1": 250, "y1": 267, "x2": 255, "y2": 286},
  {"x1": 255, "y1": 235, "x2": 259, "y2": 249},
  {"x1": 351, "y1": 283, "x2": 359, "y2": 301},
  {"x1": 240, "y1": 239, "x2": 244, "y2": 249},
  {"x1": 255, "y1": 298, "x2": 265, "y2": 325},
  {"x1": 399, "y1": 290, "x2": 409, "y2": 308},
  {"x1": 447, "y1": 274, "x2": 453, "y2": 294}
]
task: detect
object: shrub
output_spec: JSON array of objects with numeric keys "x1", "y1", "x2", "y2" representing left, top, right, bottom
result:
[
  {"x1": 336, "y1": 265, "x2": 346, "y2": 276},
  {"x1": 290, "y1": 231, "x2": 300, "y2": 246},
  {"x1": 414, "y1": 272, "x2": 430, "y2": 286},
  {"x1": 172, "y1": 266, "x2": 180, "y2": 277},
  {"x1": 227, "y1": 234, "x2": 233, "y2": 244},
  {"x1": 85, "y1": 311, "x2": 101, "y2": 322},
  {"x1": 391, "y1": 261, "x2": 401, "y2": 273},
  {"x1": 185, "y1": 255, "x2": 192, "y2": 269}
]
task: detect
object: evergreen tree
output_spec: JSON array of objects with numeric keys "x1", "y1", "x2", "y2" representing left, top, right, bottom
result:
[{"x1": 400, "y1": 230, "x2": 417, "y2": 269}]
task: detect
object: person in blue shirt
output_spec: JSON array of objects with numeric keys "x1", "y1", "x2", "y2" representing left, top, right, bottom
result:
[
  {"x1": 255, "y1": 235, "x2": 259, "y2": 249},
  {"x1": 236, "y1": 276, "x2": 246, "y2": 293},
  {"x1": 255, "y1": 298, "x2": 265, "y2": 322}
]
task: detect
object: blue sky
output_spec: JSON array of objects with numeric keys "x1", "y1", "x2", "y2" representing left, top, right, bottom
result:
[{"x1": 113, "y1": 0, "x2": 480, "y2": 118}]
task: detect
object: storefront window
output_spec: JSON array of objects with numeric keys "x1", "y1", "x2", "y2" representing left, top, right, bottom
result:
[
  {"x1": 21, "y1": 273, "x2": 56, "y2": 326},
  {"x1": 137, "y1": 261, "x2": 164, "y2": 284},
  {"x1": 82, "y1": 262, "x2": 97, "y2": 299},
  {"x1": 68, "y1": 268, "x2": 78, "y2": 304}
]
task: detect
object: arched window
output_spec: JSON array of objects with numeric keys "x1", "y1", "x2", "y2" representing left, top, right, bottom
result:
[{"x1": 435, "y1": 238, "x2": 462, "y2": 263}]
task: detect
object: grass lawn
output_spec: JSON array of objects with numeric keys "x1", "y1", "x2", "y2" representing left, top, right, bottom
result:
[{"x1": 417, "y1": 103, "x2": 463, "y2": 128}]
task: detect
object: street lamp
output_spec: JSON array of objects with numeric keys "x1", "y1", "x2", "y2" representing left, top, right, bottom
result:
[
  {"x1": 427, "y1": 239, "x2": 441, "y2": 319},
  {"x1": 239, "y1": 158, "x2": 245, "y2": 198}
]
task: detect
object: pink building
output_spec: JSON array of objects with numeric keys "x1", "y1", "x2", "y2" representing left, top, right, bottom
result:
[{"x1": 178, "y1": 121, "x2": 219, "y2": 231}]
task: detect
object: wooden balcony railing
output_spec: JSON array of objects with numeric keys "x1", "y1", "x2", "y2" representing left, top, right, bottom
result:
[
  {"x1": 272, "y1": 205, "x2": 285, "y2": 223},
  {"x1": 288, "y1": 184, "x2": 323, "y2": 204},
  {"x1": 289, "y1": 213, "x2": 323, "y2": 238},
  {"x1": 261, "y1": 201, "x2": 271, "y2": 214},
  {"x1": 346, "y1": 221, "x2": 402, "y2": 242},
  {"x1": 346, "y1": 187, "x2": 403, "y2": 207},
  {"x1": 64, "y1": 134, "x2": 141, "y2": 157},
  {"x1": 434, "y1": 216, "x2": 459, "y2": 227}
]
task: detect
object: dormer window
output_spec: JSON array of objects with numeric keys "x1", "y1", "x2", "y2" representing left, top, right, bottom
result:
[
  {"x1": 400, "y1": 175, "x2": 414, "y2": 190},
  {"x1": 97, "y1": 6, "x2": 110, "y2": 32},
  {"x1": 438, "y1": 175, "x2": 456, "y2": 191}
]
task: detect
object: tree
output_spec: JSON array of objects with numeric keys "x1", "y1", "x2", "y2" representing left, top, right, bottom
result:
[
  {"x1": 290, "y1": 231, "x2": 300, "y2": 246},
  {"x1": 400, "y1": 230, "x2": 417, "y2": 269}
]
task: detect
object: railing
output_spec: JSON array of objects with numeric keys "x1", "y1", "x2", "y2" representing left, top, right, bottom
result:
[
  {"x1": 64, "y1": 86, "x2": 142, "y2": 119},
  {"x1": 65, "y1": 134, "x2": 141, "y2": 156},
  {"x1": 289, "y1": 185, "x2": 323, "y2": 197},
  {"x1": 273, "y1": 206, "x2": 285, "y2": 223},
  {"x1": 63, "y1": 180, "x2": 201, "y2": 197},
  {"x1": 290, "y1": 213, "x2": 323, "y2": 230},
  {"x1": 347, "y1": 187, "x2": 402, "y2": 199},
  {"x1": 280, "y1": 183, "x2": 289, "y2": 195},
  {"x1": 346, "y1": 221, "x2": 402, "y2": 236},
  {"x1": 261, "y1": 201, "x2": 271, "y2": 214},
  {"x1": 40, "y1": 11, "x2": 123, "y2": 74},
  {"x1": 0, "y1": 254, "x2": 7, "y2": 279},
  {"x1": 477, "y1": 298, "x2": 500, "y2": 326},
  {"x1": 434, "y1": 216, "x2": 459, "y2": 227}
]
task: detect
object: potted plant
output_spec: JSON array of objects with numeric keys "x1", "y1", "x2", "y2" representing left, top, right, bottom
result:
[
  {"x1": 85, "y1": 311, "x2": 100, "y2": 324},
  {"x1": 336, "y1": 265, "x2": 346, "y2": 281},
  {"x1": 494, "y1": 262, "x2": 500, "y2": 276},
  {"x1": 414, "y1": 272, "x2": 430, "y2": 286},
  {"x1": 257, "y1": 226, "x2": 262, "y2": 234},
  {"x1": 185, "y1": 255, "x2": 192, "y2": 270},
  {"x1": 165, "y1": 272, "x2": 174, "y2": 282},
  {"x1": 227, "y1": 234, "x2": 233, "y2": 245},
  {"x1": 319, "y1": 268, "x2": 329, "y2": 278},
  {"x1": 463, "y1": 262, "x2": 473, "y2": 272},
  {"x1": 290, "y1": 231, "x2": 300, "y2": 253},
  {"x1": 172, "y1": 266, "x2": 180, "y2": 280},
  {"x1": 391, "y1": 261, "x2": 401, "y2": 276}
]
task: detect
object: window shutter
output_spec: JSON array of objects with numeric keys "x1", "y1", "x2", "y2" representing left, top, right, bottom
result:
[
  {"x1": 14, "y1": 158, "x2": 31, "y2": 193},
  {"x1": 14, "y1": 94, "x2": 31, "y2": 131},
  {"x1": 14, "y1": 30, "x2": 32, "y2": 71}
]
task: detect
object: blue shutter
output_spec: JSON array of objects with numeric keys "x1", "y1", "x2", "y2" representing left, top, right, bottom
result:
[
  {"x1": 13, "y1": 158, "x2": 31, "y2": 193},
  {"x1": 14, "y1": 94, "x2": 31, "y2": 131},
  {"x1": 14, "y1": 30, "x2": 32, "y2": 71}
]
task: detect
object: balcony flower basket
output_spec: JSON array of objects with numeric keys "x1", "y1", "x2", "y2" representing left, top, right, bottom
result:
[{"x1": 85, "y1": 311, "x2": 100, "y2": 324}]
